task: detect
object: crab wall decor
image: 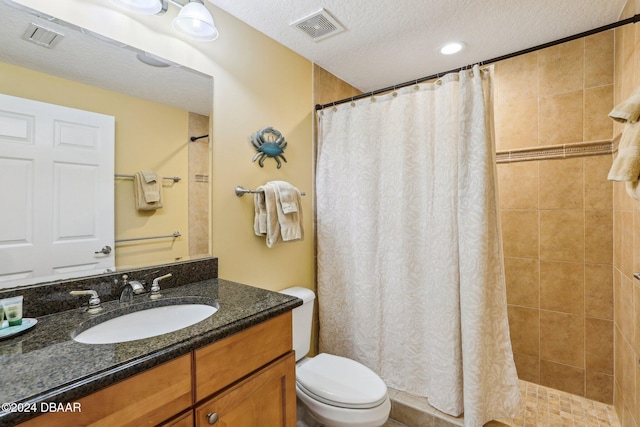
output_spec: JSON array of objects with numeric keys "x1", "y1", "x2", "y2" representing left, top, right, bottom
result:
[{"x1": 250, "y1": 126, "x2": 288, "y2": 168}]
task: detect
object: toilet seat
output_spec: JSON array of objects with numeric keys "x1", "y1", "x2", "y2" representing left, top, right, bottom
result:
[{"x1": 296, "y1": 353, "x2": 388, "y2": 409}]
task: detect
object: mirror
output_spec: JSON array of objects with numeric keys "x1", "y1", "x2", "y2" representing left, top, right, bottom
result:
[{"x1": 0, "y1": 0, "x2": 213, "y2": 288}]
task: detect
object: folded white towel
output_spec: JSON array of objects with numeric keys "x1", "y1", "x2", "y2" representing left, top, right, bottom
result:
[
  {"x1": 254, "y1": 191, "x2": 267, "y2": 235},
  {"x1": 259, "y1": 184, "x2": 282, "y2": 248},
  {"x1": 608, "y1": 121, "x2": 640, "y2": 181},
  {"x1": 269, "y1": 181, "x2": 303, "y2": 242},
  {"x1": 133, "y1": 170, "x2": 163, "y2": 211},
  {"x1": 253, "y1": 181, "x2": 304, "y2": 247},
  {"x1": 272, "y1": 180, "x2": 299, "y2": 214},
  {"x1": 609, "y1": 87, "x2": 640, "y2": 123}
]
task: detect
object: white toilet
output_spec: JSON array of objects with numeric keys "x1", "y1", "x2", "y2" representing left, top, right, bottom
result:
[{"x1": 280, "y1": 287, "x2": 391, "y2": 427}]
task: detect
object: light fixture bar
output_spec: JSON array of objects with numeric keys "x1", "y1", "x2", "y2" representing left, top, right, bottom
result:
[{"x1": 112, "y1": 0, "x2": 217, "y2": 41}]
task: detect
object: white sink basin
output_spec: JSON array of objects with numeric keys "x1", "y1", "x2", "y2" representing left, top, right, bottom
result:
[{"x1": 73, "y1": 303, "x2": 218, "y2": 344}]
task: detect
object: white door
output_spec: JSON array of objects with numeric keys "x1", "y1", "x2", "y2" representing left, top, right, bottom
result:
[{"x1": 0, "y1": 94, "x2": 114, "y2": 288}]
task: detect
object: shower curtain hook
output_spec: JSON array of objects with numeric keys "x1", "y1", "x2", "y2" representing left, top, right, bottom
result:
[{"x1": 350, "y1": 96, "x2": 356, "y2": 107}]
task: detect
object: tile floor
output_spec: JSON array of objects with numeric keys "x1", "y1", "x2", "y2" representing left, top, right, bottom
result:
[{"x1": 386, "y1": 380, "x2": 620, "y2": 427}]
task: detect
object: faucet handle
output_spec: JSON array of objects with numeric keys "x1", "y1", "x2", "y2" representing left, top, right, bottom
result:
[
  {"x1": 70, "y1": 290, "x2": 103, "y2": 314},
  {"x1": 150, "y1": 273, "x2": 172, "y2": 300}
]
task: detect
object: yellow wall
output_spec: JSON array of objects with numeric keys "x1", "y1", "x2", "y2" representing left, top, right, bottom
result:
[
  {"x1": 11, "y1": 0, "x2": 315, "y2": 292},
  {"x1": 0, "y1": 61, "x2": 190, "y2": 269}
]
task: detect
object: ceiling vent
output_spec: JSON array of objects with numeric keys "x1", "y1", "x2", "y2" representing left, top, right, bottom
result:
[
  {"x1": 22, "y1": 23, "x2": 64, "y2": 48},
  {"x1": 291, "y1": 9, "x2": 345, "y2": 42}
]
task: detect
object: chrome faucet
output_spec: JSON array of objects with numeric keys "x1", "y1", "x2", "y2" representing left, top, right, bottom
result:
[
  {"x1": 150, "y1": 273, "x2": 172, "y2": 300},
  {"x1": 119, "y1": 274, "x2": 145, "y2": 304},
  {"x1": 70, "y1": 290, "x2": 103, "y2": 314}
]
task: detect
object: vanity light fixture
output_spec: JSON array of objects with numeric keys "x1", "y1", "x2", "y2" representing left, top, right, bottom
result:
[
  {"x1": 111, "y1": 0, "x2": 218, "y2": 41},
  {"x1": 440, "y1": 42, "x2": 464, "y2": 55}
]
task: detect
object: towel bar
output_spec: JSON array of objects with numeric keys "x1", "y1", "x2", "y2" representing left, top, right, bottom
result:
[
  {"x1": 235, "y1": 185, "x2": 306, "y2": 197},
  {"x1": 115, "y1": 231, "x2": 181, "y2": 243},
  {"x1": 115, "y1": 174, "x2": 181, "y2": 182}
]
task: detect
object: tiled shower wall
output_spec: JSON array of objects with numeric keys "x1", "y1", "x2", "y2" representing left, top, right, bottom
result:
[
  {"x1": 312, "y1": 32, "x2": 621, "y2": 408},
  {"x1": 494, "y1": 31, "x2": 615, "y2": 403},
  {"x1": 613, "y1": 2, "x2": 640, "y2": 426},
  {"x1": 188, "y1": 112, "x2": 210, "y2": 258}
]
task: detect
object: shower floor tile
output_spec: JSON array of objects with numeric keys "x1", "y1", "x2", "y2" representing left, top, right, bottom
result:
[
  {"x1": 491, "y1": 381, "x2": 619, "y2": 427},
  {"x1": 389, "y1": 380, "x2": 620, "y2": 427}
]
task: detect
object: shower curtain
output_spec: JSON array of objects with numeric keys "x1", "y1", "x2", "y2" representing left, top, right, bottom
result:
[{"x1": 316, "y1": 65, "x2": 521, "y2": 426}]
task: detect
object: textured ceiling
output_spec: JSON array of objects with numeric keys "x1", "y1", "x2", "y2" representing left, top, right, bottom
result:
[
  {"x1": 0, "y1": 1, "x2": 212, "y2": 116},
  {"x1": 206, "y1": 0, "x2": 628, "y2": 93}
]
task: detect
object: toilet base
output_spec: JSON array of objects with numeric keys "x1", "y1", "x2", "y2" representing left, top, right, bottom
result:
[
  {"x1": 296, "y1": 399, "x2": 322, "y2": 427},
  {"x1": 296, "y1": 388, "x2": 390, "y2": 427}
]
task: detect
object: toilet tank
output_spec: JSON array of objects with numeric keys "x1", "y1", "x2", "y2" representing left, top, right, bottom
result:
[{"x1": 279, "y1": 286, "x2": 315, "y2": 361}]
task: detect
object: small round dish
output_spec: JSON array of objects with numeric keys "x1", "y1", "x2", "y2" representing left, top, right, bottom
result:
[{"x1": 0, "y1": 318, "x2": 37, "y2": 340}]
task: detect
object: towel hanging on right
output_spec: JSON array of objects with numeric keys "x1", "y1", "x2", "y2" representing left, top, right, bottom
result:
[
  {"x1": 608, "y1": 87, "x2": 640, "y2": 200},
  {"x1": 253, "y1": 181, "x2": 303, "y2": 247}
]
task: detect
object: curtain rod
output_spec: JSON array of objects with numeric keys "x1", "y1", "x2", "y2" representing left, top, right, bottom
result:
[{"x1": 315, "y1": 14, "x2": 640, "y2": 111}]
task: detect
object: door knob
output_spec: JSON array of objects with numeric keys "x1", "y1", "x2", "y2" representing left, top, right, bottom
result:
[{"x1": 94, "y1": 245, "x2": 112, "y2": 255}]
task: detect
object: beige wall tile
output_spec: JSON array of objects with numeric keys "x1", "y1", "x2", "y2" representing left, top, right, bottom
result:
[
  {"x1": 504, "y1": 257, "x2": 539, "y2": 308},
  {"x1": 497, "y1": 162, "x2": 538, "y2": 210},
  {"x1": 540, "y1": 209, "x2": 585, "y2": 262},
  {"x1": 507, "y1": 305, "x2": 540, "y2": 357},
  {"x1": 586, "y1": 371, "x2": 614, "y2": 404},
  {"x1": 585, "y1": 30, "x2": 615, "y2": 88},
  {"x1": 614, "y1": 209, "x2": 623, "y2": 269},
  {"x1": 539, "y1": 158, "x2": 584, "y2": 209},
  {"x1": 622, "y1": 338, "x2": 637, "y2": 419},
  {"x1": 540, "y1": 359, "x2": 585, "y2": 396},
  {"x1": 585, "y1": 264, "x2": 614, "y2": 320},
  {"x1": 635, "y1": 283, "x2": 640, "y2": 355},
  {"x1": 513, "y1": 352, "x2": 540, "y2": 383},
  {"x1": 585, "y1": 317, "x2": 614, "y2": 374},
  {"x1": 618, "y1": 273, "x2": 635, "y2": 340},
  {"x1": 501, "y1": 210, "x2": 539, "y2": 258},
  {"x1": 621, "y1": 211, "x2": 634, "y2": 278},
  {"x1": 313, "y1": 64, "x2": 361, "y2": 106},
  {"x1": 538, "y1": 39, "x2": 584, "y2": 97},
  {"x1": 539, "y1": 91, "x2": 584, "y2": 145},
  {"x1": 584, "y1": 155, "x2": 613, "y2": 210},
  {"x1": 495, "y1": 53, "x2": 539, "y2": 105},
  {"x1": 585, "y1": 209, "x2": 613, "y2": 264},
  {"x1": 540, "y1": 261, "x2": 584, "y2": 315},
  {"x1": 540, "y1": 310, "x2": 585, "y2": 367},
  {"x1": 494, "y1": 98, "x2": 539, "y2": 150},
  {"x1": 584, "y1": 85, "x2": 614, "y2": 142}
]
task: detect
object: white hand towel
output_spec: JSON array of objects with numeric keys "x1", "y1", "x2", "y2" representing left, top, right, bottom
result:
[
  {"x1": 253, "y1": 191, "x2": 267, "y2": 235},
  {"x1": 269, "y1": 181, "x2": 304, "y2": 242},
  {"x1": 609, "y1": 86, "x2": 640, "y2": 123},
  {"x1": 607, "y1": 121, "x2": 640, "y2": 181},
  {"x1": 258, "y1": 184, "x2": 282, "y2": 248},
  {"x1": 272, "y1": 180, "x2": 299, "y2": 214},
  {"x1": 133, "y1": 171, "x2": 163, "y2": 211}
]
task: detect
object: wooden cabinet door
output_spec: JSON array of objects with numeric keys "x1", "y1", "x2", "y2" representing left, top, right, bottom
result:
[
  {"x1": 195, "y1": 312, "x2": 292, "y2": 401},
  {"x1": 17, "y1": 355, "x2": 192, "y2": 427},
  {"x1": 195, "y1": 352, "x2": 296, "y2": 427}
]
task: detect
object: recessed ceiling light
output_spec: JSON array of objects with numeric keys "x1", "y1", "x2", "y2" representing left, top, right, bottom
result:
[{"x1": 440, "y1": 42, "x2": 464, "y2": 55}]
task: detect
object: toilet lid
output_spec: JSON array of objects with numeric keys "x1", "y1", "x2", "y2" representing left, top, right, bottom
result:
[{"x1": 296, "y1": 353, "x2": 388, "y2": 409}]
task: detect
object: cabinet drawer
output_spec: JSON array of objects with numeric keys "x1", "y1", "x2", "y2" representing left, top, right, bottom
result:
[
  {"x1": 195, "y1": 352, "x2": 296, "y2": 427},
  {"x1": 18, "y1": 354, "x2": 192, "y2": 427},
  {"x1": 195, "y1": 312, "x2": 292, "y2": 401}
]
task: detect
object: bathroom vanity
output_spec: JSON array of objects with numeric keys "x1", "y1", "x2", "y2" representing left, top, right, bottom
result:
[{"x1": 0, "y1": 259, "x2": 301, "y2": 427}]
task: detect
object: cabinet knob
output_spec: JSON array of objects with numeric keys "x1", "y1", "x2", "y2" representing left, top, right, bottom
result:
[{"x1": 206, "y1": 412, "x2": 219, "y2": 425}]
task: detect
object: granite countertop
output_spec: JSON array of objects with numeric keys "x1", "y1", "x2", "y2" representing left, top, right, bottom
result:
[{"x1": 0, "y1": 278, "x2": 301, "y2": 426}]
